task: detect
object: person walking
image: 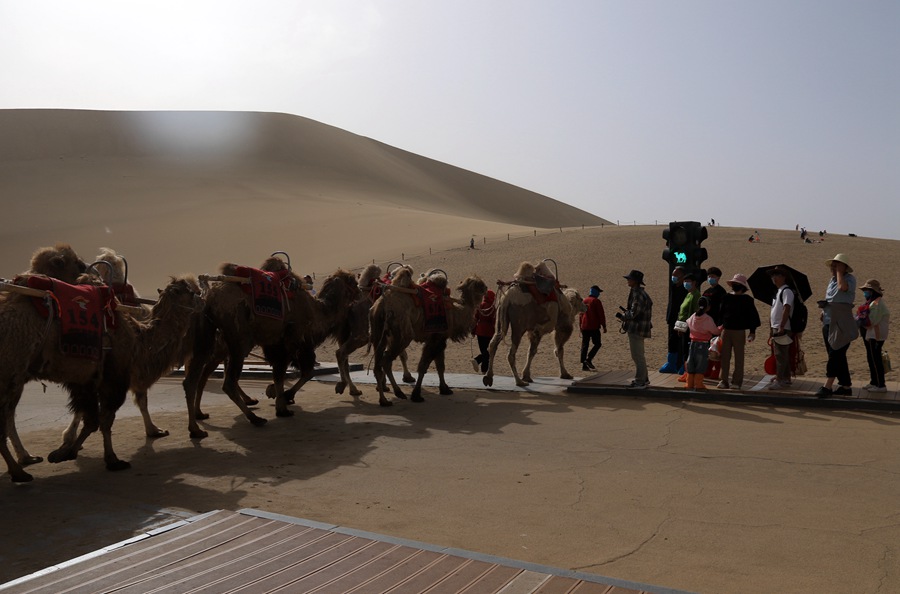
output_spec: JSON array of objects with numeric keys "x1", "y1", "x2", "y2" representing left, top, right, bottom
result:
[
  {"x1": 859, "y1": 280, "x2": 890, "y2": 392},
  {"x1": 624, "y1": 270, "x2": 653, "y2": 389},
  {"x1": 815, "y1": 254, "x2": 857, "y2": 398},
  {"x1": 768, "y1": 267, "x2": 794, "y2": 390},
  {"x1": 472, "y1": 289, "x2": 496, "y2": 374},
  {"x1": 579, "y1": 285, "x2": 607, "y2": 371},
  {"x1": 717, "y1": 273, "x2": 760, "y2": 390},
  {"x1": 684, "y1": 297, "x2": 721, "y2": 390}
]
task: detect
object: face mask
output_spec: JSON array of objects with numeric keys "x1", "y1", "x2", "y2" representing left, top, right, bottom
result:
[
  {"x1": 708, "y1": 277, "x2": 718, "y2": 286},
  {"x1": 683, "y1": 282, "x2": 693, "y2": 291},
  {"x1": 863, "y1": 290, "x2": 873, "y2": 300},
  {"x1": 671, "y1": 276, "x2": 678, "y2": 284}
]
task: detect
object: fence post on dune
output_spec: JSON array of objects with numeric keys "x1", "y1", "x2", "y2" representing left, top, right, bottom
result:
[
  {"x1": 402, "y1": 253, "x2": 404, "y2": 260},
  {"x1": 534, "y1": 230, "x2": 536, "y2": 236}
]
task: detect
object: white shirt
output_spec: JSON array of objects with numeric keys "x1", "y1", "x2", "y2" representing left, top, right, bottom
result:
[{"x1": 771, "y1": 286, "x2": 794, "y2": 330}]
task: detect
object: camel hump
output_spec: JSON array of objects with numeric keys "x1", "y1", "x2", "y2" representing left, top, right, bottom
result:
[{"x1": 358, "y1": 264, "x2": 382, "y2": 288}]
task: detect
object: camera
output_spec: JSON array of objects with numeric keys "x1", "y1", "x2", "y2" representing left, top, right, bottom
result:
[{"x1": 615, "y1": 305, "x2": 630, "y2": 321}]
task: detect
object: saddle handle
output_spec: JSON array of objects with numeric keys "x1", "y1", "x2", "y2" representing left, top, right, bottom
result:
[{"x1": 270, "y1": 251, "x2": 292, "y2": 271}]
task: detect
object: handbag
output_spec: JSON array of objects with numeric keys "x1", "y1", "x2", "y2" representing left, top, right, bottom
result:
[{"x1": 884, "y1": 350, "x2": 892, "y2": 373}]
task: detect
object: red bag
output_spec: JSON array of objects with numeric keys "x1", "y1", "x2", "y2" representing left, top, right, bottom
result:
[{"x1": 764, "y1": 354, "x2": 777, "y2": 375}]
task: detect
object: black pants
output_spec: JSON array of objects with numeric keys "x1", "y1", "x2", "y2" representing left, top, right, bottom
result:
[
  {"x1": 822, "y1": 324, "x2": 852, "y2": 386},
  {"x1": 668, "y1": 325, "x2": 686, "y2": 367},
  {"x1": 864, "y1": 338, "x2": 886, "y2": 388},
  {"x1": 474, "y1": 335, "x2": 492, "y2": 373},
  {"x1": 580, "y1": 329, "x2": 601, "y2": 363}
]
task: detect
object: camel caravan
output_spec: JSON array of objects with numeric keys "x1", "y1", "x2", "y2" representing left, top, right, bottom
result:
[{"x1": 0, "y1": 244, "x2": 582, "y2": 483}]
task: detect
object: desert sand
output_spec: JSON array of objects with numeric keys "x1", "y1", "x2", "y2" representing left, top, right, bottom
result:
[{"x1": 1, "y1": 110, "x2": 899, "y2": 593}]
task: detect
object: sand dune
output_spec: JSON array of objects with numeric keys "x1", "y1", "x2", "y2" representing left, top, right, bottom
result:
[{"x1": 0, "y1": 109, "x2": 607, "y2": 295}]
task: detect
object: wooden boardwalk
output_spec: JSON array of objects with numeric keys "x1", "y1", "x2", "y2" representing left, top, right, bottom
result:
[
  {"x1": 2, "y1": 510, "x2": 690, "y2": 594},
  {"x1": 569, "y1": 369, "x2": 900, "y2": 411}
]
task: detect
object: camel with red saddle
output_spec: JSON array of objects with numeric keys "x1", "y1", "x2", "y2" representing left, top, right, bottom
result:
[
  {"x1": 370, "y1": 267, "x2": 488, "y2": 406},
  {"x1": 482, "y1": 259, "x2": 584, "y2": 388},
  {"x1": 0, "y1": 271, "x2": 202, "y2": 482}
]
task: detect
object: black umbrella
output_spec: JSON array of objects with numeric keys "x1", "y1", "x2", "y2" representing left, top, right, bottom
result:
[{"x1": 747, "y1": 264, "x2": 813, "y2": 304}]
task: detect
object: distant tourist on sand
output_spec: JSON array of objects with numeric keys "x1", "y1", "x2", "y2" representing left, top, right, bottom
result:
[
  {"x1": 816, "y1": 254, "x2": 857, "y2": 398},
  {"x1": 623, "y1": 270, "x2": 652, "y2": 389},
  {"x1": 469, "y1": 237, "x2": 475, "y2": 249},
  {"x1": 858, "y1": 279, "x2": 890, "y2": 392},
  {"x1": 579, "y1": 285, "x2": 607, "y2": 372},
  {"x1": 717, "y1": 274, "x2": 760, "y2": 390}
]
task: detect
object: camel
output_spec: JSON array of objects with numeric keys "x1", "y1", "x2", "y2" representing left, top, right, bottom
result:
[
  {"x1": 182, "y1": 258, "x2": 359, "y2": 438},
  {"x1": 0, "y1": 274, "x2": 202, "y2": 482},
  {"x1": 1, "y1": 244, "x2": 89, "y2": 469},
  {"x1": 333, "y1": 263, "x2": 414, "y2": 398},
  {"x1": 482, "y1": 260, "x2": 584, "y2": 388},
  {"x1": 371, "y1": 268, "x2": 488, "y2": 406}
]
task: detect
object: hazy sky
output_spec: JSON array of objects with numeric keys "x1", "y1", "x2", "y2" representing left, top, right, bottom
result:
[{"x1": 2, "y1": 1, "x2": 898, "y2": 238}]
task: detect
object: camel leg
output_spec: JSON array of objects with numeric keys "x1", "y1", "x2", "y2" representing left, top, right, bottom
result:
[
  {"x1": 6, "y1": 384, "x2": 43, "y2": 467},
  {"x1": 183, "y1": 314, "x2": 217, "y2": 438},
  {"x1": 507, "y1": 327, "x2": 528, "y2": 387},
  {"x1": 555, "y1": 331, "x2": 574, "y2": 380},
  {"x1": 335, "y1": 337, "x2": 366, "y2": 397},
  {"x1": 99, "y1": 384, "x2": 130, "y2": 472},
  {"x1": 522, "y1": 332, "x2": 542, "y2": 384},
  {"x1": 482, "y1": 331, "x2": 505, "y2": 388},
  {"x1": 434, "y1": 342, "x2": 453, "y2": 396},
  {"x1": 372, "y1": 336, "x2": 393, "y2": 407},
  {"x1": 263, "y1": 344, "x2": 295, "y2": 418},
  {"x1": 221, "y1": 344, "x2": 268, "y2": 428},
  {"x1": 400, "y1": 349, "x2": 415, "y2": 384},
  {"x1": 0, "y1": 382, "x2": 34, "y2": 482},
  {"x1": 49, "y1": 384, "x2": 99, "y2": 463},
  {"x1": 273, "y1": 343, "x2": 317, "y2": 407},
  {"x1": 385, "y1": 347, "x2": 407, "y2": 400},
  {"x1": 410, "y1": 346, "x2": 435, "y2": 403},
  {"x1": 134, "y1": 390, "x2": 169, "y2": 438}
]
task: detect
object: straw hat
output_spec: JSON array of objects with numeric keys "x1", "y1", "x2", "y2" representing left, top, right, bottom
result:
[
  {"x1": 726, "y1": 273, "x2": 750, "y2": 290},
  {"x1": 860, "y1": 279, "x2": 884, "y2": 295},
  {"x1": 826, "y1": 253, "x2": 853, "y2": 273}
]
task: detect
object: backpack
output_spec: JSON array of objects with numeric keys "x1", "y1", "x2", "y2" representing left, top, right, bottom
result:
[{"x1": 779, "y1": 287, "x2": 808, "y2": 334}]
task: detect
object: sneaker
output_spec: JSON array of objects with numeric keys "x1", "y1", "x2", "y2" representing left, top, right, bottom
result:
[
  {"x1": 863, "y1": 384, "x2": 878, "y2": 390},
  {"x1": 582, "y1": 364, "x2": 592, "y2": 372},
  {"x1": 833, "y1": 386, "x2": 853, "y2": 396},
  {"x1": 716, "y1": 381, "x2": 730, "y2": 389},
  {"x1": 767, "y1": 380, "x2": 787, "y2": 391},
  {"x1": 733, "y1": 384, "x2": 742, "y2": 391},
  {"x1": 868, "y1": 386, "x2": 887, "y2": 393},
  {"x1": 815, "y1": 386, "x2": 834, "y2": 398},
  {"x1": 628, "y1": 380, "x2": 649, "y2": 389},
  {"x1": 471, "y1": 358, "x2": 480, "y2": 373},
  {"x1": 586, "y1": 360, "x2": 596, "y2": 370}
]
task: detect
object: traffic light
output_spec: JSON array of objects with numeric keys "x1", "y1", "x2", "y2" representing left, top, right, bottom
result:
[{"x1": 662, "y1": 221, "x2": 708, "y2": 279}]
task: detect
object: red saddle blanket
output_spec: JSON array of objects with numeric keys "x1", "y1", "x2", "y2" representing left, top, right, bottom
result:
[
  {"x1": 418, "y1": 280, "x2": 450, "y2": 333},
  {"x1": 21, "y1": 276, "x2": 116, "y2": 360},
  {"x1": 232, "y1": 266, "x2": 293, "y2": 320}
]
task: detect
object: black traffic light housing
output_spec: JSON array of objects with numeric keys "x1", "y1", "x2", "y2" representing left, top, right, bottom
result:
[{"x1": 662, "y1": 221, "x2": 708, "y2": 279}]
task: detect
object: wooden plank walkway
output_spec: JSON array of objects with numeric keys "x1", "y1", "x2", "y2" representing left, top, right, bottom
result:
[
  {"x1": 2, "y1": 510, "x2": 692, "y2": 594},
  {"x1": 569, "y1": 369, "x2": 900, "y2": 411}
]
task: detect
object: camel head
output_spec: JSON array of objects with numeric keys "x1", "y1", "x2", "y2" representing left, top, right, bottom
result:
[
  {"x1": 318, "y1": 269, "x2": 360, "y2": 309},
  {"x1": 29, "y1": 244, "x2": 87, "y2": 284},
  {"x1": 457, "y1": 275, "x2": 489, "y2": 306},
  {"x1": 153, "y1": 275, "x2": 202, "y2": 316},
  {"x1": 562, "y1": 288, "x2": 585, "y2": 317},
  {"x1": 259, "y1": 256, "x2": 290, "y2": 273},
  {"x1": 94, "y1": 247, "x2": 128, "y2": 285}
]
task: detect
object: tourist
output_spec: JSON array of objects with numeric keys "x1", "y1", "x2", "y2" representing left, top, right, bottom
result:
[
  {"x1": 717, "y1": 274, "x2": 760, "y2": 390},
  {"x1": 579, "y1": 285, "x2": 607, "y2": 372},
  {"x1": 859, "y1": 280, "x2": 890, "y2": 392},
  {"x1": 815, "y1": 254, "x2": 857, "y2": 398},
  {"x1": 624, "y1": 270, "x2": 653, "y2": 389}
]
